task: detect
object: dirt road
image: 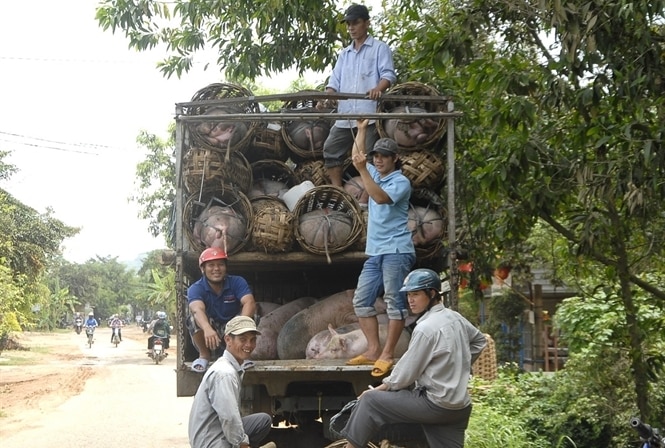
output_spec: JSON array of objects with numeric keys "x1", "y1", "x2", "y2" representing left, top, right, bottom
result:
[{"x1": 0, "y1": 325, "x2": 193, "y2": 448}]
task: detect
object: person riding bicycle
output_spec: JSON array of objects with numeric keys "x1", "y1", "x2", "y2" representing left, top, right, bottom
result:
[
  {"x1": 84, "y1": 312, "x2": 98, "y2": 329},
  {"x1": 147, "y1": 311, "x2": 171, "y2": 356},
  {"x1": 109, "y1": 314, "x2": 123, "y2": 342}
]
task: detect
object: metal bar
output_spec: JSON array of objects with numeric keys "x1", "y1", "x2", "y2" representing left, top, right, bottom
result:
[
  {"x1": 447, "y1": 100, "x2": 459, "y2": 311},
  {"x1": 177, "y1": 91, "x2": 453, "y2": 107},
  {"x1": 175, "y1": 111, "x2": 463, "y2": 123}
]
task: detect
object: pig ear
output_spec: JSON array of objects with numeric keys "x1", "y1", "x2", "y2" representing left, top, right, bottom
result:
[{"x1": 328, "y1": 323, "x2": 338, "y2": 335}]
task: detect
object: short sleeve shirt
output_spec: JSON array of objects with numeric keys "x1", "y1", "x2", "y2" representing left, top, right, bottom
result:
[
  {"x1": 365, "y1": 164, "x2": 415, "y2": 256},
  {"x1": 187, "y1": 275, "x2": 252, "y2": 324}
]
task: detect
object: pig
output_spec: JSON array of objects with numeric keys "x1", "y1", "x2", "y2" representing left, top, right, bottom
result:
[
  {"x1": 277, "y1": 289, "x2": 358, "y2": 360},
  {"x1": 383, "y1": 106, "x2": 440, "y2": 148},
  {"x1": 298, "y1": 209, "x2": 355, "y2": 250},
  {"x1": 252, "y1": 297, "x2": 318, "y2": 360},
  {"x1": 343, "y1": 176, "x2": 369, "y2": 206},
  {"x1": 306, "y1": 314, "x2": 416, "y2": 360},
  {"x1": 196, "y1": 107, "x2": 249, "y2": 149},
  {"x1": 193, "y1": 205, "x2": 247, "y2": 253},
  {"x1": 408, "y1": 204, "x2": 445, "y2": 247},
  {"x1": 248, "y1": 179, "x2": 289, "y2": 199},
  {"x1": 255, "y1": 301, "x2": 281, "y2": 319},
  {"x1": 286, "y1": 120, "x2": 330, "y2": 154}
]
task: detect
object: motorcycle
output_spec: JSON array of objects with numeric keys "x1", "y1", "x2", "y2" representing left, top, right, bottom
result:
[
  {"x1": 85, "y1": 326, "x2": 95, "y2": 348},
  {"x1": 111, "y1": 327, "x2": 121, "y2": 347},
  {"x1": 149, "y1": 337, "x2": 168, "y2": 364},
  {"x1": 74, "y1": 318, "x2": 83, "y2": 335}
]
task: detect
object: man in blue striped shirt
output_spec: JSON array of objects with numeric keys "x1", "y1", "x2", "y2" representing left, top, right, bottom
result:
[{"x1": 320, "y1": 4, "x2": 397, "y2": 187}]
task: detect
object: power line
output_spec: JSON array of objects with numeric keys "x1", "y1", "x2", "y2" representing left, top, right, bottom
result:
[{"x1": 0, "y1": 131, "x2": 138, "y2": 155}]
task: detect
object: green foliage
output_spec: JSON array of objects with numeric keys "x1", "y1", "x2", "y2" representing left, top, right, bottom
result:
[
  {"x1": 131, "y1": 128, "x2": 176, "y2": 244},
  {"x1": 95, "y1": 0, "x2": 344, "y2": 80}
]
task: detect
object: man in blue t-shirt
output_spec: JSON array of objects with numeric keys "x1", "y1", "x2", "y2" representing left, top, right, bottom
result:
[
  {"x1": 346, "y1": 119, "x2": 416, "y2": 378},
  {"x1": 187, "y1": 248, "x2": 256, "y2": 372}
]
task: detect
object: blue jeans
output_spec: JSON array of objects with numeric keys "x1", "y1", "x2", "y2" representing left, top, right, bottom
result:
[{"x1": 353, "y1": 253, "x2": 416, "y2": 320}]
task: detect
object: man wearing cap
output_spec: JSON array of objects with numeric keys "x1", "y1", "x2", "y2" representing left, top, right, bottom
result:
[
  {"x1": 189, "y1": 316, "x2": 276, "y2": 448},
  {"x1": 318, "y1": 3, "x2": 397, "y2": 187},
  {"x1": 346, "y1": 119, "x2": 415, "y2": 378},
  {"x1": 187, "y1": 247, "x2": 257, "y2": 372}
]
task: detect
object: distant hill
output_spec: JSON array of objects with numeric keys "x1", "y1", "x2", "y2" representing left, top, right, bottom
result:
[{"x1": 120, "y1": 252, "x2": 149, "y2": 272}]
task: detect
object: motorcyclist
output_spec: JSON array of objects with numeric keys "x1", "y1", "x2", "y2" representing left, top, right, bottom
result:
[
  {"x1": 73, "y1": 312, "x2": 83, "y2": 332},
  {"x1": 109, "y1": 314, "x2": 124, "y2": 342},
  {"x1": 147, "y1": 311, "x2": 171, "y2": 356}
]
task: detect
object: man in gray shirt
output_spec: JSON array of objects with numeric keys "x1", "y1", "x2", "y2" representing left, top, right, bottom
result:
[
  {"x1": 341, "y1": 269, "x2": 487, "y2": 448},
  {"x1": 188, "y1": 316, "x2": 276, "y2": 448}
]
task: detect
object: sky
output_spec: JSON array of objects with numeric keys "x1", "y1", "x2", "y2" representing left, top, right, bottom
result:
[{"x1": 0, "y1": 0, "x2": 301, "y2": 263}]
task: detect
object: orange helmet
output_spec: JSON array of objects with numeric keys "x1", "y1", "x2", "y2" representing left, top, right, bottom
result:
[{"x1": 199, "y1": 247, "x2": 228, "y2": 267}]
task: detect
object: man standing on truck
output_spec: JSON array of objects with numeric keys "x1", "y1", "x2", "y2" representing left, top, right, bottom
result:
[
  {"x1": 346, "y1": 118, "x2": 415, "y2": 377},
  {"x1": 188, "y1": 316, "x2": 276, "y2": 448},
  {"x1": 187, "y1": 248, "x2": 257, "y2": 372},
  {"x1": 317, "y1": 3, "x2": 397, "y2": 187}
]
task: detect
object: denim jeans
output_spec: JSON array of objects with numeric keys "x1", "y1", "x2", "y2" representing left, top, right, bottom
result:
[{"x1": 352, "y1": 253, "x2": 416, "y2": 319}]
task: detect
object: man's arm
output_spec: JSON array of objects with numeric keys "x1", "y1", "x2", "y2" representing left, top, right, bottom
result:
[
  {"x1": 352, "y1": 120, "x2": 392, "y2": 204},
  {"x1": 239, "y1": 294, "x2": 256, "y2": 318},
  {"x1": 189, "y1": 300, "x2": 221, "y2": 349}
]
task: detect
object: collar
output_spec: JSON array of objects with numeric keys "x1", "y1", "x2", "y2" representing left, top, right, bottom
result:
[{"x1": 343, "y1": 34, "x2": 375, "y2": 53}]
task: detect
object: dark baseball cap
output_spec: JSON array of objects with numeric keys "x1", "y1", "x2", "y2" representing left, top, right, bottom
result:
[
  {"x1": 341, "y1": 4, "x2": 370, "y2": 22},
  {"x1": 369, "y1": 138, "x2": 398, "y2": 156}
]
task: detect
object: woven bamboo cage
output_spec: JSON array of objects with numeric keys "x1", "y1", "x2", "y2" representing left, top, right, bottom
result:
[
  {"x1": 294, "y1": 159, "x2": 329, "y2": 186},
  {"x1": 399, "y1": 150, "x2": 445, "y2": 190},
  {"x1": 408, "y1": 189, "x2": 447, "y2": 260},
  {"x1": 244, "y1": 122, "x2": 288, "y2": 163},
  {"x1": 472, "y1": 333, "x2": 498, "y2": 381},
  {"x1": 377, "y1": 81, "x2": 448, "y2": 151},
  {"x1": 183, "y1": 186, "x2": 253, "y2": 255},
  {"x1": 184, "y1": 83, "x2": 261, "y2": 154},
  {"x1": 183, "y1": 147, "x2": 252, "y2": 194},
  {"x1": 249, "y1": 196, "x2": 295, "y2": 253},
  {"x1": 293, "y1": 186, "x2": 363, "y2": 261},
  {"x1": 248, "y1": 159, "x2": 297, "y2": 200},
  {"x1": 280, "y1": 91, "x2": 333, "y2": 161}
]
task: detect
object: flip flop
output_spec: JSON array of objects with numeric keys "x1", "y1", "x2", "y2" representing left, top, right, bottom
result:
[
  {"x1": 346, "y1": 355, "x2": 376, "y2": 366},
  {"x1": 191, "y1": 358, "x2": 209, "y2": 373},
  {"x1": 371, "y1": 359, "x2": 394, "y2": 377}
]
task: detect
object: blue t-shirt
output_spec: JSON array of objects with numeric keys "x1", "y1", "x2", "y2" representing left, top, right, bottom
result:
[
  {"x1": 365, "y1": 164, "x2": 415, "y2": 256},
  {"x1": 186, "y1": 275, "x2": 252, "y2": 324}
]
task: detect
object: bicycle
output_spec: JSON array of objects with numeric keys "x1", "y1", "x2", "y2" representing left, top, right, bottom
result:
[{"x1": 631, "y1": 418, "x2": 665, "y2": 448}]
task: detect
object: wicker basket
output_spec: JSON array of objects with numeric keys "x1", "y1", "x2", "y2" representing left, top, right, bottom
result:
[
  {"x1": 377, "y1": 81, "x2": 448, "y2": 151},
  {"x1": 280, "y1": 91, "x2": 333, "y2": 161},
  {"x1": 183, "y1": 186, "x2": 253, "y2": 255},
  {"x1": 293, "y1": 186, "x2": 363, "y2": 261},
  {"x1": 294, "y1": 159, "x2": 329, "y2": 186},
  {"x1": 183, "y1": 147, "x2": 253, "y2": 194},
  {"x1": 400, "y1": 150, "x2": 445, "y2": 190},
  {"x1": 472, "y1": 333, "x2": 498, "y2": 381},
  {"x1": 244, "y1": 122, "x2": 288, "y2": 163},
  {"x1": 408, "y1": 189, "x2": 447, "y2": 260},
  {"x1": 185, "y1": 82, "x2": 261, "y2": 154},
  {"x1": 248, "y1": 159, "x2": 297, "y2": 200},
  {"x1": 249, "y1": 196, "x2": 295, "y2": 253}
]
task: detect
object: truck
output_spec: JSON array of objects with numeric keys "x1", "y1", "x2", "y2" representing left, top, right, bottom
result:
[{"x1": 171, "y1": 87, "x2": 460, "y2": 442}]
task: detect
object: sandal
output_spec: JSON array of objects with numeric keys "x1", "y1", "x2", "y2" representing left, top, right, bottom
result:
[
  {"x1": 371, "y1": 359, "x2": 394, "y2": 377},
  {"x1": 191, "y1": 358, "x2": 209, "y2": 373}
]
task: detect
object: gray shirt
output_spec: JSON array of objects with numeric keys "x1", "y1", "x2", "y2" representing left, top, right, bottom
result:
[
  {"x1": 188, "y1": 351, "x2": 249, "y2": 448},
  {"x1": 382, "y1": 303, "x2": 487, "y2": 409}
]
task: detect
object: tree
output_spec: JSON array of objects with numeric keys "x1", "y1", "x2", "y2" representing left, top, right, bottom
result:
[
  {"x1": 131, "y1": 128, "x2": 177, "y2": 245},
  {"x1": 95, "y1": 0, "x2": 344, "y2": 80},
  {"x1": 1, "y1": 151, "x2": 79, "y2": 341}
]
